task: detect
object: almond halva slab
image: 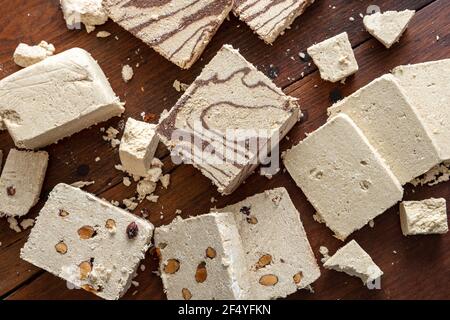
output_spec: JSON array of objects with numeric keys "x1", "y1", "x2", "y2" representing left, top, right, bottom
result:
[
  {"x1": 233, "y1": 0, "x2": 315, "y2": 44},
  {"x1": 157, "y1": 45, "x2": 300, "y2": 195},
  {"x1": 283, "y1": 114, "x2": 403, "y2": 240},
  {"x1": 0, "y1": 149, "x2": 48, "y2": 217},
  {"x1": 104, "y1": 0, "x2": 233, "y2": 69},
  {"x1": 400, "y1": 198, "x2": 448, "y2": 235},
  {"x1": 119, "y1": 118, "x2": 159, "y2": 177},
  {"x1": 219, "y1": 187, "x2": 321, "y2": 299},
  {"x1": 323, "y1": 240, "x2": 383, "y2": 285},
  {"x1": 392, "y1": 59, "x2": 450, "y2": 162},
  {"x1": 0, "y1": 48, "x2": 124, "y2": 149},
  {"x1": 154, "y1": 212, "x2": 251, "y2": 300},
  {"x1": 328, "y1": 74, "x2": 440, "y2": 185},
  {"x1": 363, "y1": 10, "x2": 415, "y2": 48},
  {"x1": 20, "y1": 183, "x2": 154, "y2": 300}
]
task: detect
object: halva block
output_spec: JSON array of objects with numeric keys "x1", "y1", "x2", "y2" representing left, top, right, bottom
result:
[
  {"x1": 154, "y1": 212, "x2": 251, "y2": 300},
  {"x1": 283, "y1": 114, "x2": 403, "y2": 240},
  {"x1": 233, "y1": 0, "x2": 315, "y2": 44},
  {"x1": 400, "y1": 198, "x2": 448, "y2": 235},
  {"x1": 392, "y1": 59, "x2": 450, "y2": 161},
  {"x1": 363, "y1": 10, "x2": 415, "y2": 48},
  {"x1": 328, "y1": 74, "x2": 440, "y2": 184},
  {"x1": 13, "y1": 41, "x2": 55, "y2": 68},
  {"x1": 0, "y1": 149, "x2": 48, "y2": 217},
  {"x1": 104, "y1": 0, "x2": 233, "y2": 69},
  {"x1": 157, "y1": 45, "x2": 300, "y2": 195},
  {"x1": 119, "y1": 118, "x2": 159, "y2": 177},
  {"x1": 219, "y1": 187, "x2": 321, "y2": 299},
  {"x1": 0, "y1": 48, "x2": 124, "y2": 149},
  {"x1": 20, "y1": 183, "x2": 154, "y2": 300},
  {"x1": 323, "y1": 240, "x2": 383, "y2": 284},
  {"x1": 307, "y1": 32, "x2": 359, "y2": 82}
]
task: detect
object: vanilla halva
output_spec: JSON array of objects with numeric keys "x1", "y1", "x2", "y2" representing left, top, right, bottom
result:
[
  {"x1": 400, "y1": 198, "x2": 448, "y2": 235},
  {"x1": 157, "y1": 45, "x2": 300, "y2": 195},
  {"x1": 392, "y1": 59, "x2": 450, "y2": 161},
  {"x1": 283, "y1": 114, "x2": 403, "y2": 240},
  {"x1": 363, "y1": 10, "x2": 415, "y2": 48},
  {"x1": 0, "y1": 149, "x2": 48, "y2": 217},
  {"x1": 0, "y1": 48, "x2": 124, "y2": 149},
  {"x1": 119, "y1": 118, "x2": 159, "y2": 177},
  {"x1": 13, "y1": 41, "x2": 55, "y2": 68},
  {"x1": 219, "y1": 187, "x2": 321, "y2": 299},
  {"x1": 307, "y1": 32, "x2": 359, "y2": 82},
  {"x1": 21, "y1": 183, "x2": 154, "y2": 300},
  {"x1": 323, "y1": 240, "x2": 383, "y2": 285},
  {"x1": 328, "y1": 74, "x2": 440, "y2": 185},
  {"x1": 154, "y1": 212, "x2": 251, "y2": 300},
  {"x1": 233, "y1": 0, "x2": 315, "y2": 44},
  {"x1": 60, "y1": 0, "x2": 108, "y2": 33}
]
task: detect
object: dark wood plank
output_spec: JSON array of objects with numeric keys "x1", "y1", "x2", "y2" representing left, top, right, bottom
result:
[{"x1": 1, "y1": 0, "x2": 448, "y2": 299}]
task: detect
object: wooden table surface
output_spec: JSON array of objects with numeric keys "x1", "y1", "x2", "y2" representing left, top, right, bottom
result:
[{"x1": 0, "y1": 0, "x2": 448, "y2": 300}]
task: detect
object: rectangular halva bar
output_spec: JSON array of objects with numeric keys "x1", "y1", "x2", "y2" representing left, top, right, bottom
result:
[
  {"x1": 21, "y1": 183, "x2": 154, "y2": 300},
  {"x1": 219, "y1": 187, "x2": 321, "y2": 299},
  {"x1": 283, "y1": 114, "x2": 403, "y2": 240},
  {"x1": 0, "y1": 48, "x2": 124, "y2": 149}
]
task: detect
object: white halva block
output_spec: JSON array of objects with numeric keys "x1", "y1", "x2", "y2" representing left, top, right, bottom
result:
[
  {"x1": 328, "y1": 74, "x2": 440, "y2": 184},
  {"x1": 283, "y1": 114, "x2": 403, "y2": 240},
  {"x1": 0, "y1": 48, "x2": 124, "y2": 149},
  {"x1": 119, "y1": 118, "x2": 159, "y2": 177}
]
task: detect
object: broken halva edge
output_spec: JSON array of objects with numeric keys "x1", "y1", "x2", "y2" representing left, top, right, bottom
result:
[
  {"x1": 60, "y1": 0, "x2": 108, "y2": 33},
  {"x1": 0, "y1": 149, "x2": 48, "y2": 218},
  {"x1": 0, "y1": 48, "x2": 124, "y2": 149},
  {"x1": 283, "y1": 113, "x2": 404, "y2": 240},
  {"x1": 104, "y1": 0, "x2": 233, "y2": 69},
  {"x1": 157, "y1": 44, "x2": 300, "y2": 195},
  {"x1": 400, "y1": 198, "x2": 448, "y2": 236},
  {"x1": 20, "y1": 183, "x2": 154, "y2": 300},
  {"x1": 323, "y1": 240, "x2": 383, "y2": 285}
]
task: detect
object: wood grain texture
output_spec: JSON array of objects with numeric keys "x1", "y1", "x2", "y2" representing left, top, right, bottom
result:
[{"x1": 0, "y1": 0, "x2": 448, "y2": 300}]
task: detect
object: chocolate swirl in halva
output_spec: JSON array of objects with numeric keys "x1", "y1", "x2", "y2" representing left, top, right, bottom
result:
[
  {"x1": 104, "y1": 0, "x2": 233, "y2": 69},
  {"x1": 234, "y1": 0, "x2": 315, "y2": 44},
  {"x1": 157, "y1": 45, "x2": 300, "y2": 195}
]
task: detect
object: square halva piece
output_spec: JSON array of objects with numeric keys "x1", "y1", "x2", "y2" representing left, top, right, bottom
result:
[
  {"x1": 363, "y1": 10, "x2": 415, "y2": 48},
  {"x1": 234, "y1": 0, "x2": 315, "y2": 44},
  {"x1": 0, "y1": 48, "x2": 124, "y2": 149},
  {"x1": 328, "y1": 74, "x2": 440, "y2": 185},
  {"x1": 283, "y1": 114, "x2": 403, "y2": 240},
  {"x1": 323, "y1": 240, "x2": 383, "y2": 285},
  {"x1": 392, "y1": 59, "x2": 450, "y2": 162},
  {"x1": 219, "y1": 187, "x2": 321, "y2": 299},
  {"x1": 154, "y1": 212, "x2": 251, "y2": 300},
  {"x1": 307, "y1": 32, "x2": 359, "y2": 82},
  {"x1": 0, "y1": 149, "x2": 48, "y2": 217},
  {"x1": 105, "y1": 0, "x2": 233, "y2": 69},
  {"x1": 157, "y1": 45, "x2": 300, "y2": 195},
  {"x1": 400, "y1": 198, "x2": 448, "y2": 235},
  {"x1": 119, "y1": 118, "x2": 159, "y2": 177},
  {"x1": 21, "y1": 183, "x2": 154, "y2": 300}
]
